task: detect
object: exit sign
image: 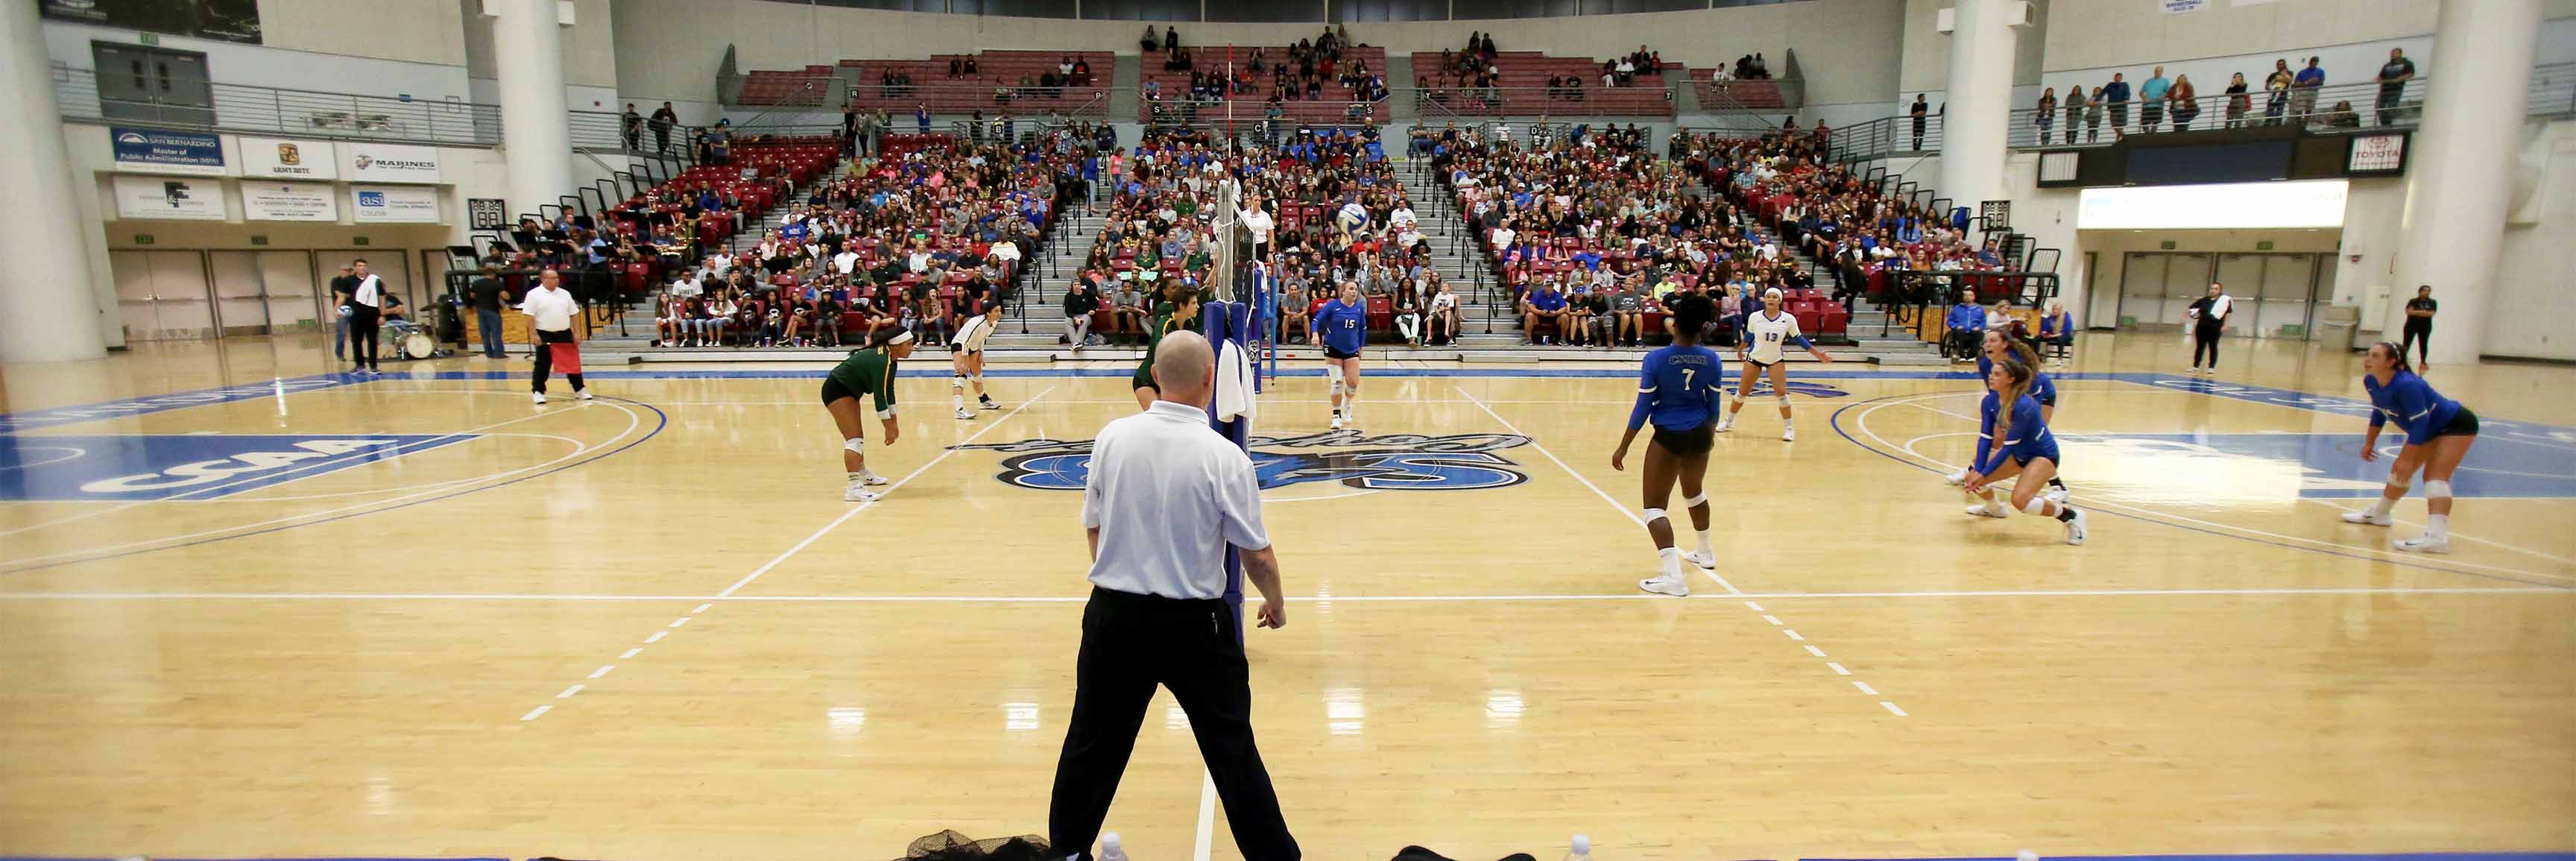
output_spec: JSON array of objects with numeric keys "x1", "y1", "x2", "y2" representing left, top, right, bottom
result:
[
  {"x1": 250, "y1": 236, "x2": 269, "y2": 246},
  {"x1": 134, "y1": 234, "x2": 154, "y2": 245},
  {"x1": 2159, "y1": 240, "x2": 2177, "y2": 250},
  {"x1": 139, "y1": 33, "x2": 159, "y2": 45},
  {"x1": 352, "y1": 236, "x2": 370, "y2": 246},
  {"x1": 2255, "y1": 240, "x2": 2275, "y2": 250}
]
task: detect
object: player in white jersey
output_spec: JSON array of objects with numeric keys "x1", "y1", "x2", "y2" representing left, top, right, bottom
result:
[
  {"x1": 1717, "y1": 288, "x2": 1833, "y2": 441},
  {"x1": 950, "y1": 299, "x2": 1006, "y2": 419}
]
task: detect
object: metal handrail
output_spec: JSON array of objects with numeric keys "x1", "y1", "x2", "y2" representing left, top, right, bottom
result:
[
  {"x1": 1831, "y1": 62, "x2": 2576, "y2": 161},
  {"x1": 54, "y1": 63, "x2": 500, "y2": 147}
]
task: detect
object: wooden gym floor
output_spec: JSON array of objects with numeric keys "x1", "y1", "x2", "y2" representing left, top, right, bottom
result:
[{"x1": 1, "y1": 332, "x2": 2570, "y2": 861}]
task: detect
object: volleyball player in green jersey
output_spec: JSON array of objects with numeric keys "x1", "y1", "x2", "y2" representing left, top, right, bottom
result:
[
  {"x1": 1131, "y1": 292, "x2": 1201, "y2": 411},
  {"x1": 824, "y1": 329, "x2": 918, "y2": 502}
]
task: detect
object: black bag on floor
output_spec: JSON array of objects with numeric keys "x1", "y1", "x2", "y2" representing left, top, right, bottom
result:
[{"x1": 891, "y1": 830, "x2": 1053, "y2": 861}]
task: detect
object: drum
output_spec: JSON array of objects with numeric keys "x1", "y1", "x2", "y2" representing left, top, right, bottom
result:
[{"x1": 396, "y1": 329, "x2": 435, "y2": 360}]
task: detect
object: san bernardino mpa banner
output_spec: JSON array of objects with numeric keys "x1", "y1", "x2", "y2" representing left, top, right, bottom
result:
[{"x1": 110, "y1": 126, "x2": 226, "y2": 176}]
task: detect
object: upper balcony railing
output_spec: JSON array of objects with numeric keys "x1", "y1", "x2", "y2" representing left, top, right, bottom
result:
[
  {"x1": 53, "y1": 63, "x2": 502, "y2": 147},
  {"x1": 1824, "y1": 63, "x2": 2576, "y2": 163}
]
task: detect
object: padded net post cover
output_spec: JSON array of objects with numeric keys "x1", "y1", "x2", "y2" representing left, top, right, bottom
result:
[{"x1": 891, "y1": 829, "x2": 1054, "y2": 861}]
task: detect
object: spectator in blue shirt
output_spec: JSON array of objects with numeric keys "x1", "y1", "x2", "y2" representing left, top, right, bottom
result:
[
  {"x1": 2138, "y1": 66, "x2": 2171, "y2": 132},
  {"x1": 1524, "y1": 283, "x2": 1568, "y2": 345},
  {"x1": 1945, "y1": 289, "x2": 1986, "y2": 362},
  {"x1": 2103, "y1": 73, "x2": 2132, "y2": 135},
  {"x1": 2292, "y1": 57, "x2": 2326, "y2": 124}
]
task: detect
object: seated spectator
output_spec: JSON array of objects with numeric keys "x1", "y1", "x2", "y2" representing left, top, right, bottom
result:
[{"x1": 1945, "y1": 291, "x2": 1986, "y2": 361}]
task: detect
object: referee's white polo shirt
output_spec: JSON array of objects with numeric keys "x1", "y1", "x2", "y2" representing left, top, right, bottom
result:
[{"x1": 1082, "y1": 400, "x2": 1270, "y2": 599}]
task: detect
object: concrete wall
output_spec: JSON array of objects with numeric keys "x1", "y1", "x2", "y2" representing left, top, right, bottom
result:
[
  {"x1": 464, "y1": 0, "x2": 622, "y2": 113},
  {"x1": 59, "y1": 122, "x2": 516, "y2": 346},
  {"x1": 253, "y1": 0, "x2": 467, "y2": 66},
  {"x1": 607, "y1": 0, "x2": 1904, "y2": 109},
  {"x1": 44, "y1": 19, "x2": 473, "y2": 104},
  {"x1": 2484, "y1": 119, "x2": 2576, "y2": 361},
  {"x1": 2041, "y1": 0, "x2": 2576, "y2": 73}
]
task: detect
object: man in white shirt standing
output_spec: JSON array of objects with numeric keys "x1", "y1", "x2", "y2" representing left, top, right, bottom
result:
[
  {"x1": 520, "y1": 269, "x2": 592, "y2": 404},
  {"x1": 1049, "y1": 330, "x2": 1295, "y2": 861},
  {"x1": 1239, "y1": 194, "x2": 1275, "y2": 262},
  {"x1": 345, "y1": 259, "x2": 385, "y2": 373}
]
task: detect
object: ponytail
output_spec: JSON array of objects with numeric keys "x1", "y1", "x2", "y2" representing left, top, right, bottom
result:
[
  {"x1": 2006, "y1": 336, "x2": 2041, "y2": 370},
  {"x1": 1992, "y1": 359, "x2": 2035, "y2": 447}
]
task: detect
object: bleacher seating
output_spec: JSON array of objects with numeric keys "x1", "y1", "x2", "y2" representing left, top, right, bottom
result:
[
  {"x1": 1137, "y1": 45, "x2": 1389, "y2": 125},
  {"x1": 741, "y1": 51, "x2": 1111, "y2": 113},
  {"x1": 1409, "y1": 51, "x2": 1675, "y2": 117},
  {"x1": 1689, "y1": 69, "x2": 1788, "y2": 110}
]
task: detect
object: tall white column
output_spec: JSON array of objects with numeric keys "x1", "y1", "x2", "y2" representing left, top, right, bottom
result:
[
  {"x1": 2388, "y1": 0, "x2": 2539, "y2": 365},
  {"x1": 0, "y1": 0, "x2": 108, "y2": 362},
  {"x1": 489, "y1": 0, "x2": 572, "y2": 224},
  {"x1": 1939, "y1": 0, "x2": 2021, "y2": 213}
]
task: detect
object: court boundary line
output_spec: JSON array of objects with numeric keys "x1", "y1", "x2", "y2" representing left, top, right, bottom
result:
[
  {"x1": 1832, "y1": 391, "x2": 2576, "y2": 590},
  {"x1": 1456, "y1": 385, "x2": 1910, "y2": 716},
  {"x1": 513, "y1": 386, "x2": 1056, "y2": 722},
  {"x1": 1, "y1": 585, "x2": 2563, "y2": 602},
  {"x1": 0, "y1": 399, "x2": 668, "y2": 575}
]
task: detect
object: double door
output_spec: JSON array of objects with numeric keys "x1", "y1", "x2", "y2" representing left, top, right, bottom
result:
[
  {"x1": 2115, "y1": 251, "x2": 2332, "y2": 339},
  {"x1": 110, "y1": 249, "x2": 414, "y2": 341}
]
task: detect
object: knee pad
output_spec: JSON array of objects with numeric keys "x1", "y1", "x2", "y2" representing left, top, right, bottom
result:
[
  {"x1": 951, "y1": 374, "x2": 967, "y2": 391},
  {"x1": 1643, "y1": 507, "x2": 1667, "y2": 524},
  {"x1": 2021, "y1": 496, "x2": 2053, "y2": 515},
  {"x1": 969, "y1": 373, "x2": 983, "y2": 384},
  {"x1": 843, "y1": 438, "x2": 865, "y2": 455},
  {"x1": 1325, "y1": 363, "x2": 1345, "y2": 386},
  {"x1": 1682, "y1": 492, "x2": 1708, "y2": 508},
  {"x1": 2423, "y1": 479, "x2": 2452, "y2": 499},
  {"x1": 1776, "y1": 395, "x2": 1792, "y2": 407},
  {"x1": 2387, "y1": 476, "x2": 2411, "y2": 492}
]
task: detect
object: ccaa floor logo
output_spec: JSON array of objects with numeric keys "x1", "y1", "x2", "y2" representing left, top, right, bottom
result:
[{"x1": 953, "y1": 429, "x2": 1537, "y2": 493}]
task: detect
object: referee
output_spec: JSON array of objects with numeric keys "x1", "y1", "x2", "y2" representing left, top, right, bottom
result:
[{"x1": 1049, "y1": 330, "x2": 1298, "y2": 861}]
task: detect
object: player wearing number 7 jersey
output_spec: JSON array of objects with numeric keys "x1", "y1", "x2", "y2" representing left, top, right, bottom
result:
[
  {"x1": 1718, "y1": 288, "x2": 1833, "y2": 441},
  {"x1": 1611, "y1": 293, "x2": 1723, "y2": 597}
]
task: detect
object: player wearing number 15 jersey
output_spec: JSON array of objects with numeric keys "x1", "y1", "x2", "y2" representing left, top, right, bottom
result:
[{"x1": 1611, "y1": 294, "x2": 1723, "y2": 598}]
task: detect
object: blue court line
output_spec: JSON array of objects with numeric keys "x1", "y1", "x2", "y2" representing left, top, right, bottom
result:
[
  {"x1": 0, "y1": 399, "x2": 669, "y2": 575},
  {"x1": 1825, "y1": 392, "x2": 2572, "y2": 590}
]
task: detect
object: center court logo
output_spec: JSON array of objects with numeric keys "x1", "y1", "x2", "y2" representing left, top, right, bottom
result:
[{"x1": 953, "y1": 430, "x2": 1536, "y2": 493}]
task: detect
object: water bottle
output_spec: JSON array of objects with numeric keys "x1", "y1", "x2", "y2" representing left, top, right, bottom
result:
[
  {"x1": 1565, "y1": 833, "x2": 1591, "y2": 861},
  {"x1": 1097, "y1": 831, "x2": 1127, "y2": 861}
]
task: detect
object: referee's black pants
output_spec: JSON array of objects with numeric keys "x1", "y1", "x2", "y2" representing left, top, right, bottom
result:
[
  {"x1": 1049, "y1": 586, "x2": 1298, "y2": 861},
  {"x1": 531, "y1": 328, "x2": 584, "y2": 393},
  {"x1": 346, "y1": 306, "x2": 381, "y2": 370}
]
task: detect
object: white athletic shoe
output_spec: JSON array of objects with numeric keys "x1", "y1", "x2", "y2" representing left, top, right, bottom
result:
[
  {"x1": 844, "y1": 485, "x2": 882, "y2": 502},
  {"x1": 2063, "y1": 508, "x2": 2089, "y2": 546},
  {"x1": 981, "y1": 400, "x2": 1003, "y2": 411},
  {"x1": 1714, "y1": 417, "x2": 1733, "y2": 434},
  {"x1": 1638, "y1": 574, "x2": 1690, "y2": 597},
  {"x1": 2045, "y1": 486, "x2": 2071, "y2": 505},
  {"x1": 857, "y1": 471, "x2": 889, "y2": 486},
  {"x1": 2341, "y1": 509, "x2": 2394, "y2": 526},
  {"x1": 2393, "y1": 534, "x2": 2451, "y2": 554},
  {"x1": 531, "y1": 391, "x2": 546, "y2": 405},
  {"x1": 576, "y1": 389, "x2": 594, "y2": 401},
  {"x1": 1944, "y1": 467, "x2": 1971, "y2": 486},
  {"x1": 1330, "y1": 414, "x2": 1344, "y2": 430},
  {"x1": 1679, "y1": 549, "x2": 1717, "y2": 568},
  {"x1": 956, "y1": 407, "x2": 977, "y2": 420},
  {"x1": 1781, "y1": 425, "x2": 1796, "y2": 442},
  {"x1": 1965, "y1": 501, "x2": 2010, "y2": 518}
]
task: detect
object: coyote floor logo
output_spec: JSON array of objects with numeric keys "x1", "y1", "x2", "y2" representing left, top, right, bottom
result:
[{"x1": 953, "y1": 430, "x2": 1535, "y2": 495}]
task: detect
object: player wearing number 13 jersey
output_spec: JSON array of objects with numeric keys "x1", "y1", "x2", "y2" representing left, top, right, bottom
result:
[
  {"x1": 1610, "y1": 293, "x2": 1723, "y2": 598},
  {"x1": 1719, "y1": 288, "x2": 1834, "y2": 441}
]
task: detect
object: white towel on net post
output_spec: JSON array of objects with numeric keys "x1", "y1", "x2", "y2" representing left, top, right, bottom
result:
[{"x1": 1215, "y1": 341, "x2": 1257, "y2": 423}]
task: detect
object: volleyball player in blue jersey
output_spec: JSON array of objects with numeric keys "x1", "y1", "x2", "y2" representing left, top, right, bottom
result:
[
  {"x1": 1949, "y1": 332, "x2": 2070, "y2": 502},
  {"x1": 1611, "y1": 294, "x2": 1725, "y2": 596},
  {"x1": 1313, "y1": 282, "x2": 1370, "y2": 429},
  {"x1": 2342, "y1": 341, "x2": 2481, "y2": 553},
  {"x1": 1960, "y1": 359, "x2": 2090, "y2": 546}
]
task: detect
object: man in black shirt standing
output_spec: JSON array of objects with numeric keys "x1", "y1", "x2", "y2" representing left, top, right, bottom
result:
[
  {"x1": 649, "y1": 102, "x2": 678, "y2": 154},
  {"x1": 2401, "y1": 284, "x2": 2437, "y2": 369},
  {"x1": 2375, "y1": 48, "x2": 2416, "y2": 126},
  {"x1": 329, "y1": 265, "x2": 357, "y2": 361},
  {"x1": 470, "y1": 265, "x2": 511, "y2": 359}
]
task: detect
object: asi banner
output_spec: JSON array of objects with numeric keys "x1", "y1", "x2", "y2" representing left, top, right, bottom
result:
[
  {"x1": 110, "y1": 126, "x2": 226, "y2": 176},
  {"x1": 350, "y1": 184, "x2": 441, "y2": 223},
  {"x1": 339, "y1": 142, "x2": 443, "y2": 183},
  {"x1": 112, "y1": 174, "x2": 227, "y2": 221},
  {"x1": 243, "y1": 182, "x2": 339, "y2": 221},
  {"x1": 239, "y1": 137, "x2": 338, "y2": 180}
]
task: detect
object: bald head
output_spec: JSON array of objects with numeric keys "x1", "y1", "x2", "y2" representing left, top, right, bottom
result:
[{"x1": 1152, "y1": 329, "x2": 1216, "y2": 408}]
